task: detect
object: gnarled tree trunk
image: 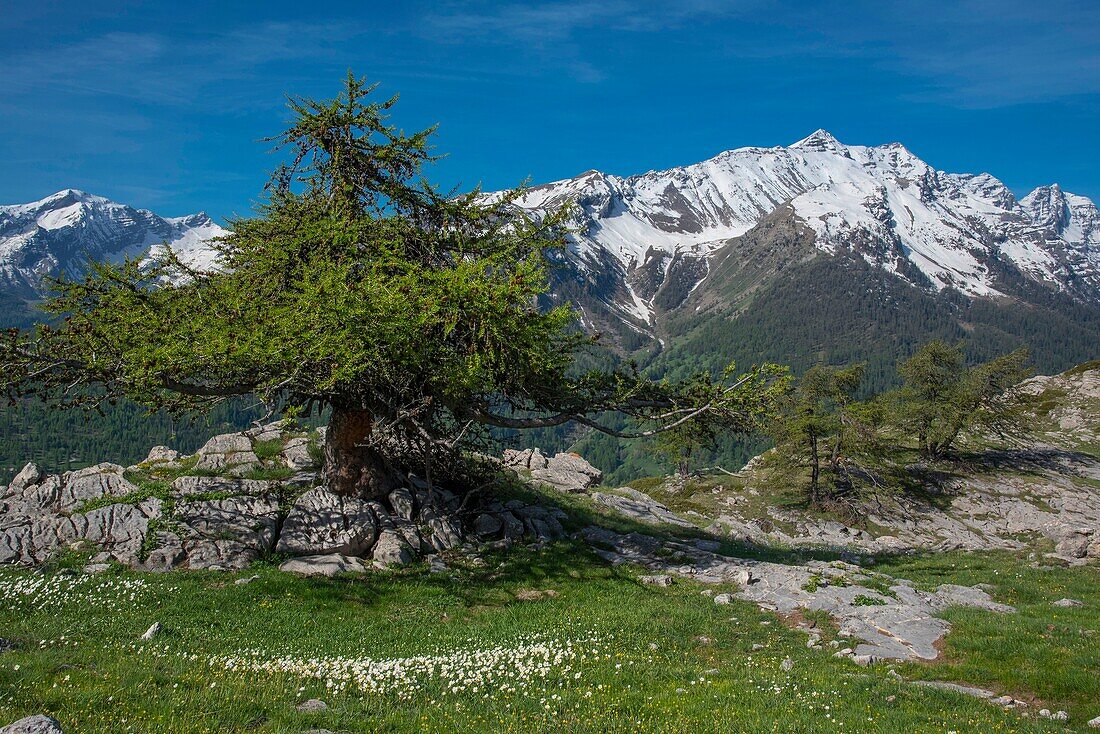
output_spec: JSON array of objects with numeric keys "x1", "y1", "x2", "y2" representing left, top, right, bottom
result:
[{"x1": 324, "y1": 406, "x2": 400, "y2": 498}]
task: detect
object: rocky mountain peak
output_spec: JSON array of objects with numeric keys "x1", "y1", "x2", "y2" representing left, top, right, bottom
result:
[
  {"x1": 1022, "y1": 183, "x2": 1071, "y2": 233},
  {"x1": 790, "y1": 128, "x2": 845, "y2": 152}
]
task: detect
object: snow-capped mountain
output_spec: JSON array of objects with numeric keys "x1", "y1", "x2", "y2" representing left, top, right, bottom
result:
[
  {"x1": 0, "y1": 189, "x2": 225, "y2": 300},
  {"x1": 2, "y1": 133, "x2": 1097, "y2": 368},
  {"x1": 513, "y1": 130, "x2": 1100, "y2": 327}
]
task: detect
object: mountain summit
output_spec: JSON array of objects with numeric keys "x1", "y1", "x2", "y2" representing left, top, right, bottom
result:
[
  {"x1": 510, "y1": 132, "x2": 1100, "y2": 331},
  {"x1": 0, "y1": 190, "x2": 225, "y2": 307}
]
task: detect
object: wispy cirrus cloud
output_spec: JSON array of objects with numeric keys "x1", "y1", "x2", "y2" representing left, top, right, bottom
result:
[
  {"x1": 422, "y1": 0, "x2": 762, "y2": 83},
  {"x1": 0, "y1": 21, "x2": 358, "y2": 108}
]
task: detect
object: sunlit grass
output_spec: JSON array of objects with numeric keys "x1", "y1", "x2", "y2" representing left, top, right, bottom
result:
[{"x1": 1, "y1": 541, "x2": 1092, "y2": 732}]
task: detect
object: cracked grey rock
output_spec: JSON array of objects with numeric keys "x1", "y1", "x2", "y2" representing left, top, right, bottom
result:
[
  {"x1": 590, "y1": 489, "x2": 695, "y2": 528},
  {"x1": 276, "y1": 488, "x2": 377, "y2": 556},
  {"x1": 281, "y1": 437, "x2": 314, "y2": 470},
  {"x1": 171, "y1": 476, "x2": 278, "y2": 497},
  {"x1": 639, "y1": 574, "x2": 674, "y2": 586},
  {"x1": 528, "y1": 452, "x2": 602, "y2": 493},
  {"x1": 280, "y1": 554, "x2": 369, "y2": 577},
  {"x1": 581, "y1": 525, "x2": 1015, "y2": 662}
]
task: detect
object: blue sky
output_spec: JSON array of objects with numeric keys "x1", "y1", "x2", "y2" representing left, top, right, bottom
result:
[{"x1": 1, "y1": 0, "x2": 1098, "y2": 220}]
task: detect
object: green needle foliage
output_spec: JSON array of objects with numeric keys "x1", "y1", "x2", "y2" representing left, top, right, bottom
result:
[
  {"x1": 0, "y1": 73, "x2": 785, "y2": 498},
  {"x1": 765, "y1": 363, "x2": 886, "y2": 506},
  {"x1": 893, "y1": 341, "x2": 1033, "y2": 459}
]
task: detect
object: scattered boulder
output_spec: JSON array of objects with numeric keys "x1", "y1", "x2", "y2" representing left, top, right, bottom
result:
[
  {"x1": 0, "y1": 716, "x2": 64, "y2": 734},
  {"x1": 193, "y1": 433, "x2": 261, "y2": 474},
  {"x1": 1053, "y1": 598, "x2": 1083, "y2": 607},
  {"x1": 639, "y1": 574, "x2": 674, "y2": 587},
  {"x1": 529, "y1": 452, "x2": 603, "y2": 493},
  {"x1": 473, "y1": 513, "x2": 503, "y2": 537},
  {"x1": 296, "y1": 699, "x2": 328, "y2": 712},
  {"x1": 144, "y1": 446, "x2": 180, "y2": 464}
]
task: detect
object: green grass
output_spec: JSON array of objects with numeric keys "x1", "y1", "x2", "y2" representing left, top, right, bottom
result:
[
  {"x1": 876, "y1": 550, "x2": 1100, "y2": 726},
  {"x1": 0, "y1": 542, "x2": 1093, "y2": 733}
]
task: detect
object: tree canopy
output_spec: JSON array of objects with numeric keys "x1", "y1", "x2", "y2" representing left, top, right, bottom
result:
[
  {"x1": 0, "y1": 74, "x2": 785, "y2": 497},
  {"x1": 895, "y1": 341, "x2": 1032, "y2": 458}
]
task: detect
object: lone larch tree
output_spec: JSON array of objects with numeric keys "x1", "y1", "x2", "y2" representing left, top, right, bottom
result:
[{"x1": 0, "y1": 74, "x2": 785, "y2": 498}]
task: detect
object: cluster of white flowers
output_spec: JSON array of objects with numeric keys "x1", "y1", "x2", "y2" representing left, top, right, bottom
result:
[
  {"x1": 207, "y1": 631, "x2": 608, "y2": 700},
  {"x1": 0, "y1": 573, "x2": 150, "y2": 612}
]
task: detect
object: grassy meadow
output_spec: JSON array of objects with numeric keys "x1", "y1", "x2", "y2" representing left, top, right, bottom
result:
[{"x1": 1, "y1": 541, "x2": 1096, "y2": 733}]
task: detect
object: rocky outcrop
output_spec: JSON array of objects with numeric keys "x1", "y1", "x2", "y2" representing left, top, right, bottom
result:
[
  {"x1": 502, "y1": 448, "x2": 602, "y2": 492},
  {"x1": 0, "y1": 428, "x2": 567, "y2": 574},
  {"x1": 276, "y1": 488, "x2": 378, "y2": 556},
  {"x1": 590, "y1": 488, "x2": 695, "y2": 528},
  {"x1": 681, "y1": 450, "x2": 1100, "y2": 564}
]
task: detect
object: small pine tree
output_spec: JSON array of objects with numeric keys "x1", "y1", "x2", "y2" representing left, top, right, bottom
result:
[
  {"x1": 894, "y1": 341, "x2": 1032, "y2": 458},
  {"x1": 766, "y1": 363, "x2": 884, "y2": 505}
]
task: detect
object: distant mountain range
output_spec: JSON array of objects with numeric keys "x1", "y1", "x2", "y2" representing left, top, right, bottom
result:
[
  {"x1": 2, "y1": 131, "x2": 1098, "y2": 372},
  {"x1": 2, "y1": 131, "x2": 1099, "y2": 479},
  {"x1": 508, "y1": 130, "x2": 1099, "y2": 342}
]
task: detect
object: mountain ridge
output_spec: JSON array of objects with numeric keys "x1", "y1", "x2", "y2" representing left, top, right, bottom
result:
[{"x1": 512, "y1": 130, "x2": 1100, "y2": 334}]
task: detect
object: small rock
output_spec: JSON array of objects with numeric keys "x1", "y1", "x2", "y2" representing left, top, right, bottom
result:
[
  {"x1": 82, "y1": 563, "x2": 110, "y2": 574},
  {"x1": 639, "y1": 574, "x2": 674, "y2": 587},
  {"x1": 140, "y1": 622, "x2": 162, "y2": 640},
  {"x1": 0, "y1": 715, "x2": 64, "y2": 734},
  {"x1": 296, "y1": 699, "x2": 328, "y2": 712},
  {"x1": 472, "y1": 513, "x2": 503, "y2": 537},
  {"x1": 1053, "y1": 598, "x2": 1083, "y2": 607},
  {"x1": 780, "y1": 657, "x2": 794, "y2": 672}
]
